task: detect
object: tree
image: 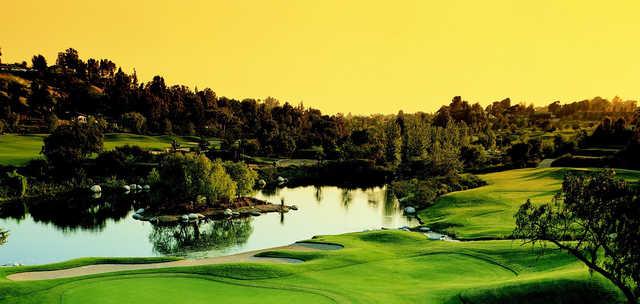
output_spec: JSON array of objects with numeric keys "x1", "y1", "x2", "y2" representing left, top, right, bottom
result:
[
  {"x1": 29, "y1": 80, "x2": 55, "y2": 117},
  {"x1": 223, "y1": 161, "x2": 258, "y2": 196},
  {"x1": 31, "y1": 54, "x2": 47, "y2": 72},
  {"x1": 514, "y1": 170, "x2": 640, "y2": 304},
  {"x1": 41, "y1": 122, "x2": 104, "y2": 172},
  {"x1": 158, "y1": 153, "x2": 236, "y2": 205},
  {"x1": 121, "y1": 112, "x2": 146, "y2": 134}
]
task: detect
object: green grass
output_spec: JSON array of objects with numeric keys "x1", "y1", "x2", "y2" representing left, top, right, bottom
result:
[
  {"x1": 0, "y1": 133, "x2": 221, "y2": 166},
  {"x1": 0, "y1": 231, "x2": 624, "y2": 303},
  {"x1": 0, "y1": 134, "x2": 47, "y2": 166},
  {"x1": 61, "y1": 277, "x2": 332, "y2": 304},
  {"x1": 0, "y1": 159, "x2": 634, "y2": 302},
  {"x1": 418, "y1": 167, "x2": 640, "y2": 239}
]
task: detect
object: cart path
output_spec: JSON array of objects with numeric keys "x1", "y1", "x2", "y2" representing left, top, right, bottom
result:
[{"x1": 7, "y1": 243, "x2": 330, "y2": 281}]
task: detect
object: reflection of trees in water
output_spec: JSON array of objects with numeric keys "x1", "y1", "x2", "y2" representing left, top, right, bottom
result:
[
  {"x1": 6, "y1": 192, "x2": 135, "y2": 232},
  {"x1": 366, "y1": 190, "x2": 379, "y2": 207},
  {"x1": 0, "y1": 229, "x2": 7, "y2": 246},
  {"x1": 259, "y1": 187, "x2": 280, "y2": 197},
  {"x1": 314, "y1": 186, "x2": 323, "y2": 203},
  {"x1": 341, "y1": 189, "x2": 353, "y2": 208},
  {"x1": 383, "y1": 187, "x2": 398, "y2": 217},
  {"x1": 149, "y1": 218, "x2": 253, "y2": 256}
]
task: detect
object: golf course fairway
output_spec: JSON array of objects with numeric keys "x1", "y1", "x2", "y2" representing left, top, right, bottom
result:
[
  {"x1": 0, "y1": 230, "x2": 624, "y2": 303},
  {"x1": 60, "y1": 276, "x2": 333, "y2": 304},
  {"x1": 419, "y1": 167, "x2": 640, "y2": 239},
  {"x1": 1, "y1": 167, "x2": 636, "y2": 303}
]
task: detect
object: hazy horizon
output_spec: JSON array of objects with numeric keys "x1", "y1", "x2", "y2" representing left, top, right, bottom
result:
[{"x1": 3, "y1": 0, "x2": 640, "y2": 115}]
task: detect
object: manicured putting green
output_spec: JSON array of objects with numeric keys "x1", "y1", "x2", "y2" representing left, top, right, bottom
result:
[{"x1": 61, "y1": 276, "x2": 332, "y2": 304}]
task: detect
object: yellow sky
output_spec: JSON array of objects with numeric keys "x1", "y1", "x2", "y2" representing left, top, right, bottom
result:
[{"x1": 2, "y1": 0, "x2": 639, "y2": 114}]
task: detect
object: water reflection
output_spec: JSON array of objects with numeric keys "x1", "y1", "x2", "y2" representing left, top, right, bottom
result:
[
  {"x1": 150, "y1": 218, "x2": 253, "y2": 256},
  {"x1": 0, "y1": 185, "x2": 415, "y2": 265}
]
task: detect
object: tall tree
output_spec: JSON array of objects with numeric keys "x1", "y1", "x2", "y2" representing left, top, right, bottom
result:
[{"x1": 31, "y1": 54, "x2": 47, "y2": 72}]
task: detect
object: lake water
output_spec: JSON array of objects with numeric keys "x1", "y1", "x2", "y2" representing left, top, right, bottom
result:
[{"x1": 0, "y1": 186, "x2": 415, "y2": 265}]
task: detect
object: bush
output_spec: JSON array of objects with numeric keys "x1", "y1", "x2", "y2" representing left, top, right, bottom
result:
[
  {"x1": 122, "y1": 112, "x2": 146, "y2": 134},
  {"x1": 3, "y1": 170, "x2": 27, "y2": 198},
  {"x1": 391, "y1": 178, "x2": 438, "y2": 208},
  {"x1": 223, "y1": 161, "x2": 258, "y2": 196},
  {"x1": 157, "y1": 153, "x2": 236, "y2": 205}
]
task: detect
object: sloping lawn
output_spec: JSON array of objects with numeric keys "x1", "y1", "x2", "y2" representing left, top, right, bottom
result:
[
  {"x1": 418, "y1": 167, "x2": 640, "y2": 239},
  {"x1": 0, "y1": 231, "x2": 624, "y2": 304}
]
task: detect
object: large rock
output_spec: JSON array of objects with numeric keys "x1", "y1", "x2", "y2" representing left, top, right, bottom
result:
[
  {"x1": 180, "y1": 214, "x2": 189, "y2": 221},
  {"x1": 187, "y1": 213, "x2": 199, "y2": 220},
  {"x1": 135, "y1": 208, "x2": 145, "y2": 214},
  {"x1": 257, "y1": 179, "x2": 267, "y2": 188},
  {"x1": 122, "y1": 185, "x2": 131, "y2": 192},
  {"x1": 290, "y1": 205, "x2": 299, "y2": 210},
  {"x1": 90, "y1": 185, "x2": 102, "y2": 193},
  {"x1": 132, "y1": 213, "x2": 144, "y2": 220},
  {"x1": 403, "y1": 206, "x2": 416, "y2": 214},
  {"x1": 143, "y1": 185, "x2": 151, "y2": 191},
  {"x1": 223, "y1": 208, "x2": 233, "y2": 216}
]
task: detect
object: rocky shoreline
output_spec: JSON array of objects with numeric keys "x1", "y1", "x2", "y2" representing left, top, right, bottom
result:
[{"x1": 132, "y1": 197, "x2": 298, "y2": 224}]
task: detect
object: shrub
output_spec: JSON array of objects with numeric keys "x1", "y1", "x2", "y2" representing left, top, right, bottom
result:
[
  {"x1": 223, "y1": 161, "x2": 258, "y2": 196},
  {"x1": 122, "y1": 112, "x2": 146, "y2": 134},
  {"x1": 157, "y1": 153, "x2": 236, "y2": 205}
]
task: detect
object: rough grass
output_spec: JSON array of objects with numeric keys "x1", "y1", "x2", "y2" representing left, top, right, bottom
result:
[
  {"x1": 0, "y1": 231, "x2": 625, "y2": 303},
  {"x1": 418, "y1": 167, "x2": 640, "y2": 239},
  {"x1": 0, "y1": 133, "x2": 221, "y2": 165}
]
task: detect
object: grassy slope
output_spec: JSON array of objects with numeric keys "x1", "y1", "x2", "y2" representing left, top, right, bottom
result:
[
  {"x1": 0, "y1": 231, "x2": 622, "y2": 304},
  {"x1": 418, "y1": 167, "x2": 640, "y2": 239},
  {"x1": 0, "y1": 166, "x2": 634, "y2": 303},
  {"x1": 0, "y1": 133, "x2": 221, "y2": 166}
]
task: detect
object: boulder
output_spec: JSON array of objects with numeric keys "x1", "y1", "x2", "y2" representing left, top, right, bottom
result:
[
  {"x1": 257, "y1": 179, "x2": 267, "y2": 188},
  {"x1": 180, "y1": 214, "x2": 189, "y2": 221},
  {"x1": 90, "y1": 185, "x2": 102, "y2": 193},
  {"x1": 91, "y1": 192, "x2": 102, "y2": 199},
  {"x1": 143, "y1": 185, "x2": 151, "y2": 191},
  {"x1": 250, "y1": 211, "x2": 262, "y2": 216},
  {"x1": 418, "y1": 226, "x2": 431, "y2": 232},
  {"x1": 122, "y1": 185, "x2": 131, "y2": 192},
  {"x1": 136, "y1": 185, "x2": 143, "y2": 190},
  {"x1": 132, "y1": 213, "x2": 144, "y2": 220},
  {"x1": 223, "y1": 208, "x2": 233, "y2": 216},
  {"x1": 232, "y1": 211, "x2": 240, "y2": 216},
  {"x1": 135, "y1": 208, "x2": 145, "y2": 214},
  {"x1": 403, "y1": 206, "x2": 416, "y2": 214},
  {"x1": 276, "y1": 176, "x2": 287, "y2": 185},
  {"x1": 290, "y1": 205, "x2": 299, "y2": 210},
  {"x1": 188, "y1": 213, "x2": 199, "y2": 220},
  {"x1": 196, "y1": 213, "x2": 205, "y2": 219}
]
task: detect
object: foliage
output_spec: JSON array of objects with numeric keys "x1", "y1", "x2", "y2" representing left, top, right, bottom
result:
[
  {"x1": 514, "y1": 169, "x2": 640, "y2": 304},
  {"x1": 157, "y1": 153, "x2": 236, "y2": 205},
  {"x1": 5, "y1": 170, "x2": 27, "y2": 197},
  {"x1": 41, "y1": 122, "x2": 103, "y2": 173},
  {"x1": 223, "y1": 161, "x2": 258, "y2": 196},
  {"x1": 391, "y1": 178, "x2": 438, "y2": 208},
  {"x1": 121, "y1": 112, "x2": 146, "y2": 134}
]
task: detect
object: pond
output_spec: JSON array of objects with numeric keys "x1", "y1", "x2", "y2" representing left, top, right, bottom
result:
[{"x1": 0, "y1": 186, "x2": 415, "y2": 265}]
